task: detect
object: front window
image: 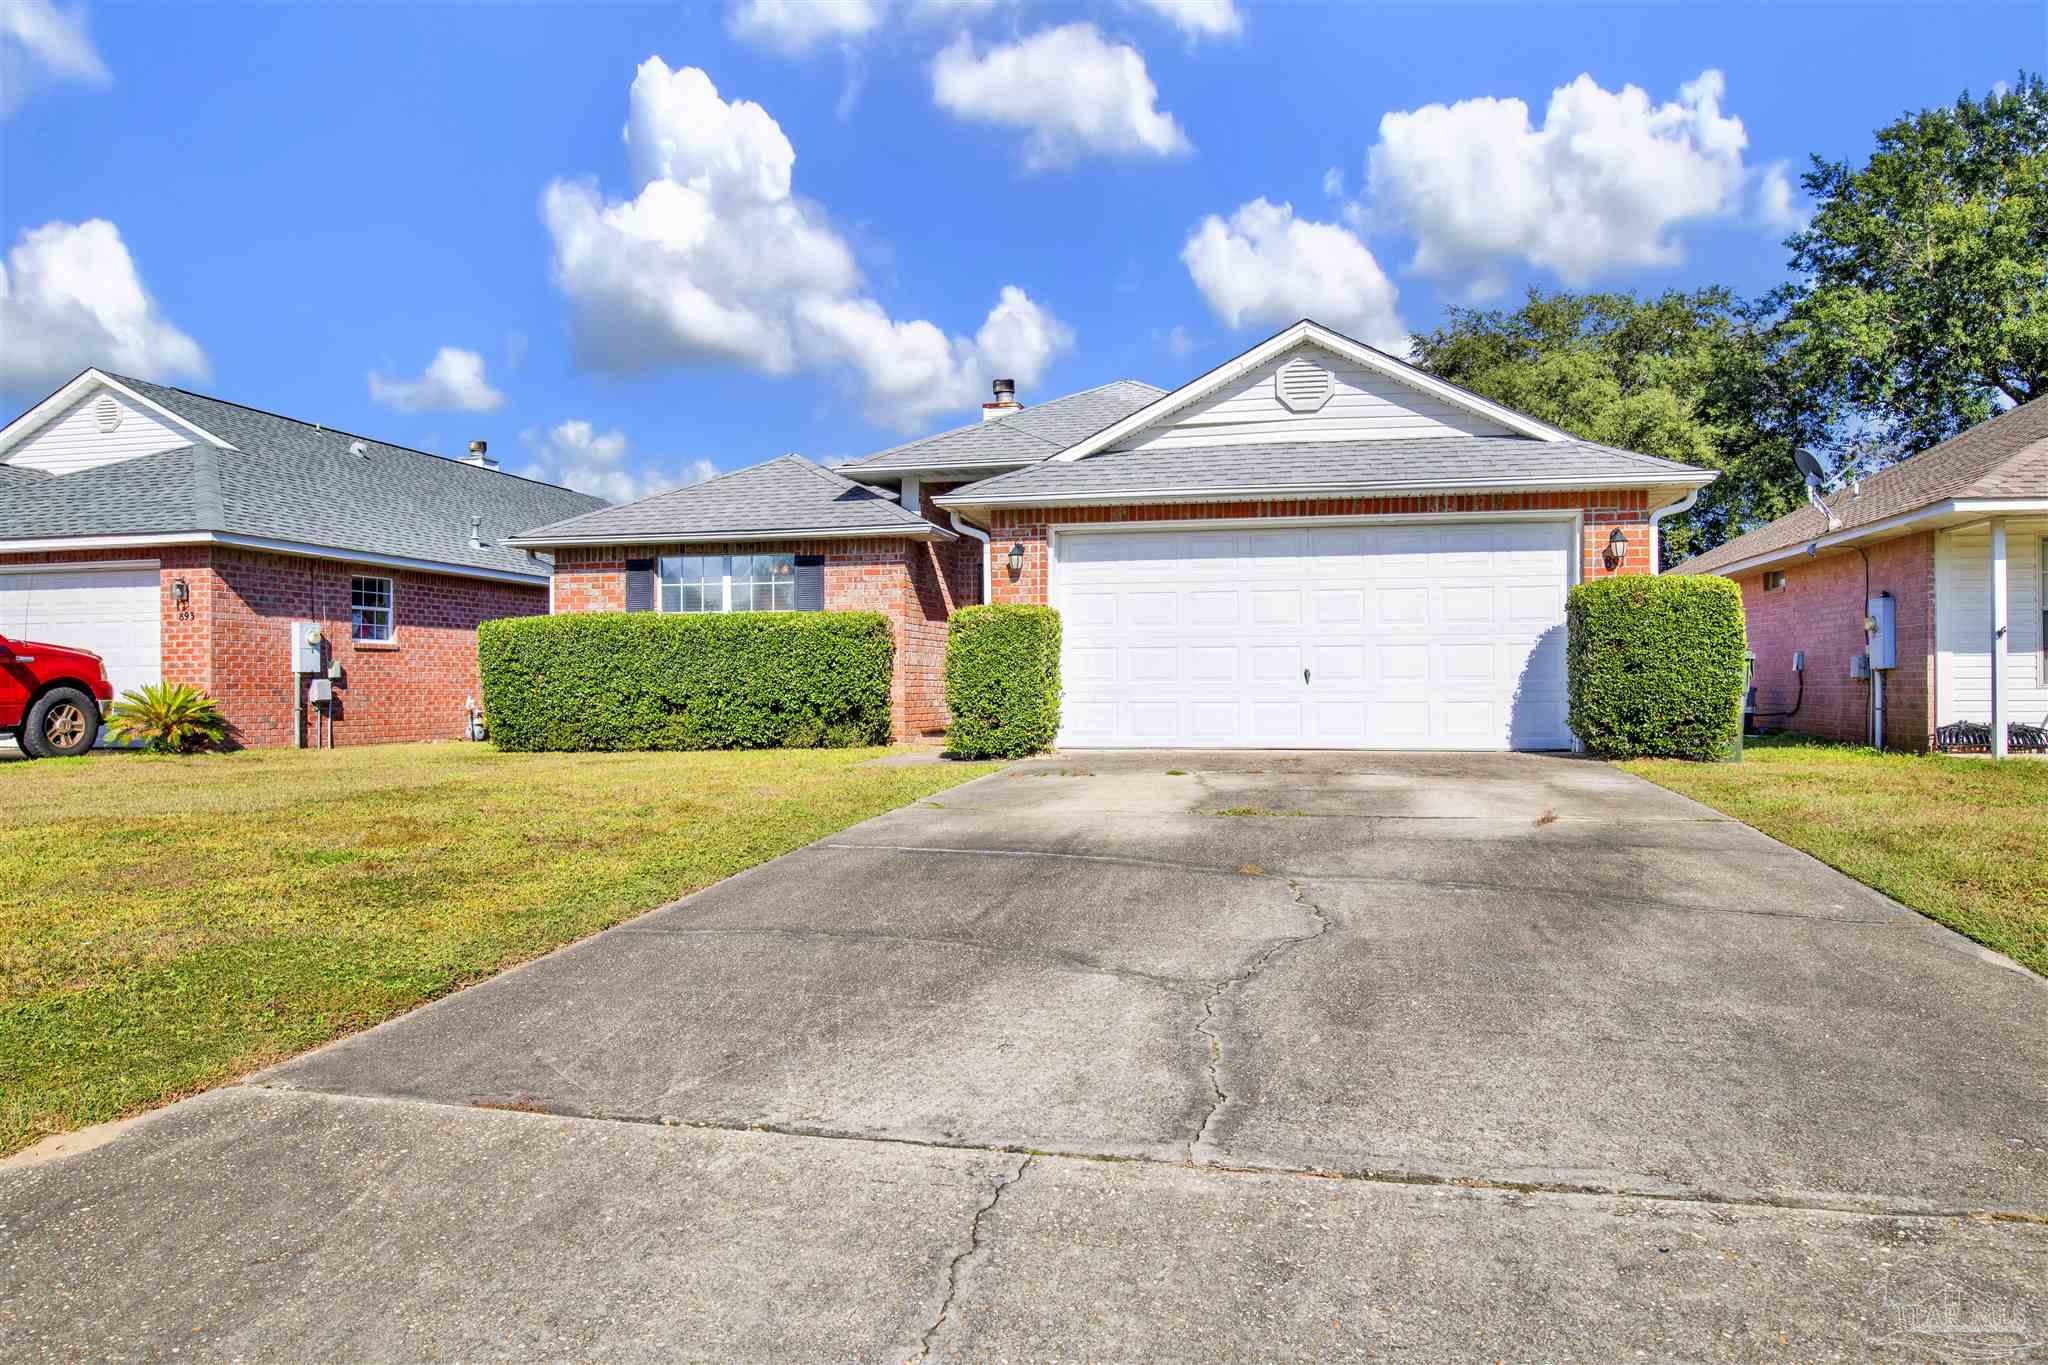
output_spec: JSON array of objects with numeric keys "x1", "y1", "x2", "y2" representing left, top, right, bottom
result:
[
  {"x1": 658, "y1": 554, "x2": 725, "y2": 613},
  {"x1": 657, "y1": 553, "x2": 797, "y2": 613},
  {"x1": 1762, "y1": 570, "x2": 1787, "y2": 592},
  {"x1": 351, "y1": 576, "x2": 393, "y2": 641},
  {"x1": 729, "y1": 553, "x2": 796, "y2": 611}
]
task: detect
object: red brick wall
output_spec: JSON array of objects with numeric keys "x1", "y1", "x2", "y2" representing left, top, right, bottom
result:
[
  {"x1": 0, "y1": 544, "x2": 548, "y2": 748},
  {"x1": 544, "y1": 538, "x2": 956, "y2": 743},
  {"x1": 983, "y1": 491, "x2": 1658, "y2": 605},
  {"x1": 1732, "y1": 533, "x2": 1935, "y2": 751},
  {"x1": 552, "y1": 548, "x2": 626, "y2": 612}
]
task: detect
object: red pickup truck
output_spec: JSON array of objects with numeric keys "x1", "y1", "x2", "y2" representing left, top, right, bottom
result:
[{"x1": 0, "y1": 632, "x2": 114, "y2": 758}]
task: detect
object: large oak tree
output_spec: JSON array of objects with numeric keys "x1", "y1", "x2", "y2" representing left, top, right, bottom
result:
[{"x1": 1784, "y1": 73, "x2": 2048, "y2": 452}]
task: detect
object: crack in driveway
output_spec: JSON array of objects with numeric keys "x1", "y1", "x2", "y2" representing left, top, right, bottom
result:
[
  {"x1": 1187, "y1": 878, "x2": 1335, "y2": 1164},
  {"x1": 914, "y1": 1152, "x2": 1034, "y2": 1360}
]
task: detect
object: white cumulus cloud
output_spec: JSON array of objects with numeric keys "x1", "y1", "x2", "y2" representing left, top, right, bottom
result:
[
  {"x1": 1366, "y1": 69, "x2": 1751, "y2": 298},
  {"x1": 1755, "y1": 159, "x2": 1810, "y2": 233},
  {"x1": 519, "y1": 419, "x2": 719, "y2": 504},
  {"x1": 1134, "y1": 0, "x2": 1240, "y2": 38},
  {"x1": 368, "y1": 347, "x2": 505, "y2": 413},
  {"x1": 931, "y1": 23, "x2": 1191, "y2": 170},
  {"x1": 544, "y1": 58, "x2": 1071, "y2": 429},
  {"x1": 0, "y1": 218, "x2": 205, "y2": 392},
  {"x1": 727, "y1": 0, "x2": 882, "y2": 53},
  {"x1": 0, "y1": 0, "x2": 109, "y2": 115},
  {"x1": 1181, "y1": 198, "x2": 1407, "y2": 353}
]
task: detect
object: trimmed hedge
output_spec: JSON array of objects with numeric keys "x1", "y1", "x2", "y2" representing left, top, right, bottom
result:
[
  {"x1": 478, "y1": 611, "x2": 894, "y2": 752},
  {"x1": 1566, "y1": 574, "x2": 1747, "y2": 761},
  {"x1": 945, "y1": 605, "x2": 1061, "y2": 759}
]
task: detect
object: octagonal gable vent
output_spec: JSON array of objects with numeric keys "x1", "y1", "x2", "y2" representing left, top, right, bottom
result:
[
  {"x1": 95, "y1": 394, "x2": 124, "y2": 433},
  {"x1": 1275, "y1": 356, "x2": 1333, "y2": 413}
]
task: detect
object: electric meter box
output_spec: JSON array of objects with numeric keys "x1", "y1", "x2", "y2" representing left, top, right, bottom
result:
[
  {"x1": 1866, "y1": 595, "x2": 1897, "y2": 670},
  {"x1": 290, "y1": 621, "x2": 324, "y2": 674}
]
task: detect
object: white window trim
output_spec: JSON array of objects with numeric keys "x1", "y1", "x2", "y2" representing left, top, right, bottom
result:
[
  {"x1": 351, "y1": 573, "x2": 395, "y2": 642},
  {"x1": 655, "y1": 552, "x2": 798, "y2": 614}
]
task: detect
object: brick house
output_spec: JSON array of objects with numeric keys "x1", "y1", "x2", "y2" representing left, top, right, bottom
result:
[
  {"x1": 0, "y1": 369, "x2": 605, "y2": 747},
  {"x1": 512, "y1": 320, "x2": 1714, "y2": 750},
  {"x1": 1673, "y1": 397, "x2": 2048, "y2": 754}
]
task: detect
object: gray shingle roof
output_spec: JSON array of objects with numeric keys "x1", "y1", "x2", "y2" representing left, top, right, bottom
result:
[
  {"x1": 0, "y1": 373, "x2": 608, "y2": 580},
  {"x1": 936, "y1": 435, "x2": 1716, "y2": 504},
  {"x1": 506, "y1": 454, "x2": 949, "y2": 545},
  {"x1": 839, "y1": 380, "x2": 1164, "y2": 475},
  {"x1": 1674, "y1": 395, "x2": 2048, "y2": 575}
]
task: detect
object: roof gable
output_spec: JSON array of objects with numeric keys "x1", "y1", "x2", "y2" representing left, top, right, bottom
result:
[
  {"x1": 1053, "y1": 320, "x2": 1569, "y2": 465},
  {"x1": 1110, "y1": 342, "x2": 1518, "y2": 453},
  {"x1": 507, "y1": 454, "x2": 953, "y2": 546},
  {"x1": 0, "y1": 370, "x2": 229, "y2": 473}
]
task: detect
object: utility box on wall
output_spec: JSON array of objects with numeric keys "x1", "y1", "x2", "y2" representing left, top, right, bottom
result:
[
  {"x1": 1866, "y1": 594, "x2": 1897, "y2": 670},
  {"x1": 290, "y1": 621, "x2": 324, "y2": 674}
]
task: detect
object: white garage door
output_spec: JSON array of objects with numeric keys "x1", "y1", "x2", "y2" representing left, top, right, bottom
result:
[
  {"x1": 1057, "y1": 521, "x2": 1573, "y2": 750},
  {"x1": 0, "y1": 562, "x2": 161, "y2": 701}
]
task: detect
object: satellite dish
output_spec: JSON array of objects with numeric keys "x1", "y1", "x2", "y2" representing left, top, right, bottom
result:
[{"x1": 1791, "y1": 449, "x2": 1842, "y2": 532}]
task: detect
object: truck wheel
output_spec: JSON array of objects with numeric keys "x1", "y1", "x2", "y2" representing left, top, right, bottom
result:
[{"x1": 22, "y1": 688, "x2": 100, "y2": 759}]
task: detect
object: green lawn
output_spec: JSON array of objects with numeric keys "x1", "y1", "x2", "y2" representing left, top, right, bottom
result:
[
  {"x1": 1622, "y1": 737, "x2": 2048, "y2": 976},
  {"x1": 0, "y1": 743, "x2": 998, "y2": 1156}
]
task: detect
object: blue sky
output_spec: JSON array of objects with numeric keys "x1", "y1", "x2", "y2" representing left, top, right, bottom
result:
[{"x1": 1, "y1": 1, "x2": 2033, "y2": 498}]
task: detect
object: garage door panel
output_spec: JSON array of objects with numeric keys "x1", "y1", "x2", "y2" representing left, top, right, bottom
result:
[
  {"x1": 1185, "y1": 590, "x2": 1238, "y2": 627},
  {"x1": 1312, "y1": 644, "x2": 1364, "y2": 680},
  {"x1": 1127, "y1": 647, "x2": 1178, "y2": 683},
  {"x1": 1249, "y1": 591, "x2": 1299, "y2": 625},
  {"x1": 1065, "y1": 590, "x2": 1118, "y2": 628},
  {"x1": 1506, "y1": 583, "x2": 1564, "y2": 625},
  {"x1": 1440, "y1": 585, "x2": 1496, "y2": 626},
  {"x1": 1249, "y1": 645, "x2": 1302, "y2": 681},
  {"x1": 1248, "y1": 702, "x2": 1305, "y2": 743},
  {"x1": 1187, "y1": 701, "x2": 1239, "y2": 740},
  {"x1": 1187, "y1": 646, "x2": 1238, "y2": 683},
  {"x1": 1057, "y1": 521, "x2": 1574, "y2": 750},
  {"x1": 1375, "y1": 586, "x2": 1429, "y2": 627}
]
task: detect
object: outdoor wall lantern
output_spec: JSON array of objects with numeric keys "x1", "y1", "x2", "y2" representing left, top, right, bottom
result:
[
  {"x1": 1603, "y1": 528, "x2": 1629, "y2": 571},
  {"x1": 171, "y1": 578, "x2": 190, "y2": 607},
  {"x1": 1007, "y1": 543, "x2": 1026, "y2": 577}
]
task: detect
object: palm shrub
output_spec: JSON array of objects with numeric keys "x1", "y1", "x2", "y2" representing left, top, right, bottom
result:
[
  {"x1": 105, "y1": 682, "x2": 229, "y2": 754},
  {"x1": 1566, "y1": 575, "x2": 1747, "y2": 760}
]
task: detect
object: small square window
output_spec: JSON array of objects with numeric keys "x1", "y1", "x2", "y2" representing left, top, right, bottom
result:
[
  {"x1": 351, "y1": 576, "x2": 394, "y2": 641},
  {"x1": 1762, "y1": 570, "x2": 1787, "y2": 593}
]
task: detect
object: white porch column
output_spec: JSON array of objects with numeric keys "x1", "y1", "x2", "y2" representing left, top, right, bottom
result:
[{"x1": 1991, "y1": 519, "x2": 2009, "y2": 759}]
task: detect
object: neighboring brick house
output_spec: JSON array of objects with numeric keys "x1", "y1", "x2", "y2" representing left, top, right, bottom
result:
[
  {"x1": 0, "y1": 369, "x2": 605, "y2": 748},
  {"x1": 513, "y1": 320, "x2": 1715, "y2": 750},
  {"x1": 1674, "y1": 397, "x2": 2048, "y2": 755}
]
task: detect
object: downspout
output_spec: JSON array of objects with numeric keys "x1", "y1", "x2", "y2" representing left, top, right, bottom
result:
[
  {"x1": 949, "y1": 511, "x2": 992, "y2": 604},
  {"x1": 1649, "y1": 486, "x2": 1704, "y2": 574}
]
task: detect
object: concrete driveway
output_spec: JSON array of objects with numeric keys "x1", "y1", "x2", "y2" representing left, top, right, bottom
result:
[{"x1": 5, "y1": 752, "x2": 2045, "y2": 1361}]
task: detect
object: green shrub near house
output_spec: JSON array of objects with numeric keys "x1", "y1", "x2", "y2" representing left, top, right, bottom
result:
[
  {"x1": 1566, "y1": 575, "x2": 1747, "y2": 761},
  {"x1": 479, "y1": 612, "x2": 894, "y2": 752},
  {"x1": 945, "y1": 605, "x2": 1062, "y2": 759}
]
